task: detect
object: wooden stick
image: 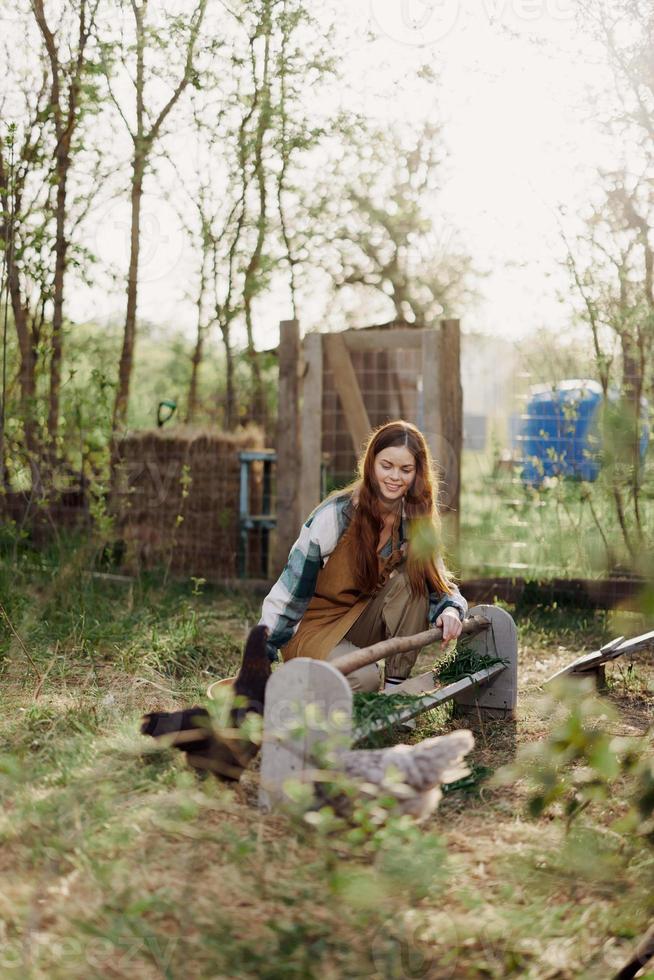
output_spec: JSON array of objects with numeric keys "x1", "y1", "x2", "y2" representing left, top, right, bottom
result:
[{"x1": 330, "y1": 615, "x2": 491, "y2": 676}]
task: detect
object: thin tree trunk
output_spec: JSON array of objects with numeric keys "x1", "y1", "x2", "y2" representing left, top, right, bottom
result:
[
  {"x1": 108, "y1": 0, "x2": 207, "y2": 447},
  {"x1": 47, "y1": 158, "x2": 68, "y2": 451},
  {"x1": 620, "y1": 330, "x2": 643, "y2": 537},
  {"x1": 32, "y1": 0, "x2": 92, "y2": 458},
  {"x1": 242, "y1": 16, "x2": 271, "y2": 430},
  {"x1": 219, "y1": 322, "x2": 236, "y2": 430},
  {"x1": 9, "y1": 270, "x2": 42, "y2": 490},
  {"x1": 243, "y1": 303, "x2": 266, "y2": 426},
  {"x1": 186, "y1": 259, "x2": 207, "y2": 424},
  {"x1": 186, "y1": 331, "x2": 204, "y2": 425},
  {"x1": 112, "y1": 155, "x2": 144, "y2": 434}
]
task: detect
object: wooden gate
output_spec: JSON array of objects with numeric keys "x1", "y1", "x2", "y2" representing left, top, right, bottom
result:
[{"x1": 275, "y1": 320, "x2": 462, "y2": 573}]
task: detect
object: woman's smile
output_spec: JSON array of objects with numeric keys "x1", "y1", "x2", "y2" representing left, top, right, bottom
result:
[{"x1": 373, "y1": 445, "x2": 416, "y2": 503}]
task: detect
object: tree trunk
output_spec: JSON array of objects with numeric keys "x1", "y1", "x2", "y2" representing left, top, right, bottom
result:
[
  {"x1": 112, "y1": 155, "x2": 144, "y2": 435},
  {"x1": 186, "y1": 264, "x2": 206, "y2": 424},
  {"x1": 242, "y1": 20, "x2": 271, "y2": 430},
  {"x1": 219, "y1": 322, "x2": 236, "y2": 430},
  {"x1": 243, "y1": 305, "x2": 266, "y2": 428},
  {"x1": 186, "y1": 331, "x2": 204, "y2": 425},
  {"x1": 9, "y1": 266, "x2": 42, "y2": 490},
  {"x1": 47, "y1": 155, "x2": 69, "y2": 454},
  {"x1": 620, "y1": 330, "x2": 644, "y2": 537}
]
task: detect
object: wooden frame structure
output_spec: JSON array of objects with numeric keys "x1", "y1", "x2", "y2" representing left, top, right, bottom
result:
[
  {"x1": 274, "y1": 319, "x2": 463, "y2": 573},
  {"x1": 259, "y1": 604, "x2": 517, "y2": 810},
  {"x1": 545, "y1": 629, "x2": 654, "y2": 688}
]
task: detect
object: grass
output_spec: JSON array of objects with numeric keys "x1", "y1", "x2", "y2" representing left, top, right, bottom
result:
[
  {"x1": 457, "y1": 448, "x2": 654, "y2": 579},
  {"x1": 1, "y1": 542, "x2": 653, "y2": 978}
]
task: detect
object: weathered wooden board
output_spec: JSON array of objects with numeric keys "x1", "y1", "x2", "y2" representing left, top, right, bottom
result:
[
  {"x1": 298, "y1": 331, "x2": 323, "y2": 520},
  {"x1": 421, "y1": 329, "x2": 441, "y2": 469},
  {"x1": 259, "y1": 658, "x2": 352, "y2": 810},
  {"x1": 323, "y1": 333, "x2": 371, "y2": 454},
  {"x1": 343, "y1": 328, "x2": 423, "y2": 351},
  {"x1": 349, "y1": 605, "x2": 517, "y2": 736},
  {"x1": 383, "y1": 605, "x2": 517, "y2": 721},
  {"x1": 546, "y1": 630, "x2": 654, "y2": 684}
]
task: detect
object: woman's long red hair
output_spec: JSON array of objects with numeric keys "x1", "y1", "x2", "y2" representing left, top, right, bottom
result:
[{"x1": 338, "y1": 420, "x2": 457, "y2": 598}]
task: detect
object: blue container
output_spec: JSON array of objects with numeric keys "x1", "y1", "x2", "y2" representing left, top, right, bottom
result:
[{"x1": 517, "y1": 380, "x2": 649, "y2": 486}]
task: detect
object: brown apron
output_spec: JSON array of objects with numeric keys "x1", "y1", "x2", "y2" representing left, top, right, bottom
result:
[{"x1": 281, "y1": 511, "x2": 404, "y2": 663}]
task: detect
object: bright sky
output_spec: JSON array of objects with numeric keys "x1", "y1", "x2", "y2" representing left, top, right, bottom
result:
[{"x1": 61, "y1": 0, "x2": 618, "y2": 349}]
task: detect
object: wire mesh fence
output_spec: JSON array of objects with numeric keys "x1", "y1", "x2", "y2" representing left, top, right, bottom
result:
[
  {"x1": 322, "y1": 345, "x2": 423, "y2": 489},
  {"x1": 111, "y1": 427, "x2": 265, "y2": 579},
  {"x1": 458, "y1": 374, "x2": 652, "y2": 580}
]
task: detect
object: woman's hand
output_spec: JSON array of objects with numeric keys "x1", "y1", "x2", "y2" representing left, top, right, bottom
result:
[{"x1": 435, "y1": 608, "x2": 463, "y2": 646}]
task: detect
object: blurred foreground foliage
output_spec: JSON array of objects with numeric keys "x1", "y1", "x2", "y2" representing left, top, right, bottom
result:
[
  {"x1": 496, "y1": 678, "x2": 654, "y2": 840},
  {"x1": 0, "y1": 539, "x2": 653, "y2": 977}
]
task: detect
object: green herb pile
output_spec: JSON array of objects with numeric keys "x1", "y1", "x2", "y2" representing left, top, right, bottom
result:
[
  {"x1": 352, "y1": 691, "x2": 428, "y2": 730},
  {"x1": 435, "y1": 644, "x2": 508, "y2": 684}
]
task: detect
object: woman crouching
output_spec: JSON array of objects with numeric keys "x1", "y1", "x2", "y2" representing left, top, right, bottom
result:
[{"x1": 259, "y1": 420, "x2": 467, "y2": 692}]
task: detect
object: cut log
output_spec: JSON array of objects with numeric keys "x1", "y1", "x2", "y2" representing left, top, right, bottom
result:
[{"x1": 329, "y1": 615, "x2": 491, "y2": 677}]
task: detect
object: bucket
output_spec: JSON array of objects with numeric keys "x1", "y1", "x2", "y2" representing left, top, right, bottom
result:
[{"x1": 206, "y1": 677, "x2": 236, "y2": 700}]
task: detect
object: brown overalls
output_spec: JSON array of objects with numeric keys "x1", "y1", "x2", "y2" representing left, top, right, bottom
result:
[{"x1": 281, "y1": 510, "x2": 429, "y2": 690}]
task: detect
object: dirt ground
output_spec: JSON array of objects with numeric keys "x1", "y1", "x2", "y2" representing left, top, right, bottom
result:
[{"x1": 1, "y1": 585, "x2": 653, "y2": 979}]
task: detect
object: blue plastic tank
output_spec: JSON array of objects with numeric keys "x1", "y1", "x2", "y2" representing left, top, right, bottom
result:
[{"x1": 517, "y1": 380, "x2": 649, "y2": 485}]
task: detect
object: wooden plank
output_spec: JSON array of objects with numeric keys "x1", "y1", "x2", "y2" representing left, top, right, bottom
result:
[
  {"x1": 393, "y1": 667, "x2": 445, "y2": 696},
  {"x1": 259, "y1": 658, "x2": 352, "y2": 810},
  {"x1": 323, "y1": 333, "x2": 371, "y2": 455},
  {"x1": 342, "y1": 328, "x2": 422, "y2": 351},
  {"x1": 352, "y1": 664, "x2": 504, "y2": 743},
  {"x1": 613, "y1": 629, "x2": 654, "y2": 656},
  {"x1": 298, "y1": 332, "x2": 323, "y2": 523},
  {"x1": 274, "y1": 319, "x2": 301, "y2": 576},
  {"x1": 546, "y1": 630, "x2": 654, "y2": 684},
  {"x1": 421, "y1": 329, "x2": 441, "y2": 462},
  {"x1": 438, "y1": 318, "x2": 462, "y2": 542}
]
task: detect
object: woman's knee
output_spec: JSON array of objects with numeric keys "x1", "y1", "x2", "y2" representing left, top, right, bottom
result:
[
  {"x1": 346, "y1": 661, "x2": 381, "y2": 693},
  {"x1": 326, "y1": 643, "x2": 381, "y2": 693}
]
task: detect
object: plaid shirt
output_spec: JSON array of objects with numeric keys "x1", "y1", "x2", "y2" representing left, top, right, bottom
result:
[{"x1": 260, "y1": 492, "x2": 467, "y2": 661}]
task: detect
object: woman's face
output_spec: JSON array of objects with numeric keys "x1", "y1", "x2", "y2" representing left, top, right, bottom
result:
[{"x1": 372, "y1": 444, "x2": 417, "y2": 505}]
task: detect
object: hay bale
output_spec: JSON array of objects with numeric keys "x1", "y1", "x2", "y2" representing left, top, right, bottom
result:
[{"x1": 111, "y1": 426, "x2": 264, "y2": 580}]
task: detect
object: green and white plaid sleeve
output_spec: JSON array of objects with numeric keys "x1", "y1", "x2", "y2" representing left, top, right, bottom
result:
[
  {"x1": 428, "y1": 556, "x2": 468, "y2": 623},
  {"x1": 259, "y1": 495, "x2": 349, "y2": 660}
]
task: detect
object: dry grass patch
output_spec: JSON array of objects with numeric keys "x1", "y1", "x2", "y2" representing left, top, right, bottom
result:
[{"x1": 1, "y1": 571, "x2": 653, "y2": 978}]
